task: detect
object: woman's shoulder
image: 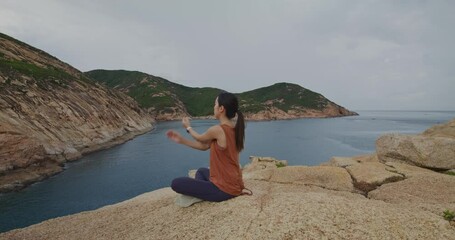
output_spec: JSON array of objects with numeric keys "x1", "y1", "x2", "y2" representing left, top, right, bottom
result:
[
  {"x1": 209, "y1": 125, "x2": 223, "y2": 131},
  {"x1": 220, "y1": 123, "x2": 235, "y2": 129},
  {"x1": 207, "y1": 125, "x2": 224, "y2": 136},
  {"x1": 210, "y1": 124, "x2": 234, "y2": 135}
]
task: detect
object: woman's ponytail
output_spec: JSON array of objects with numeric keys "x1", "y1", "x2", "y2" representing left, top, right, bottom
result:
[
  {"x1": 235, "y1": 110, "x2": 245, "y2": 152},
  {"x1": 217, "y1": 91, "x2": 245, "y2": 152}
]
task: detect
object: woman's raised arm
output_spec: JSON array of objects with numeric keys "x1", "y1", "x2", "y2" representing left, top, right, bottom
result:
[{"x1": 166, "y1": 130, "x2": 210, "y2": 151}]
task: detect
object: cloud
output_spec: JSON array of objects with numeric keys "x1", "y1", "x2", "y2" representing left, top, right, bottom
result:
[{"x1": 0, "y1": 0, "x2": 454, "y2": 110}]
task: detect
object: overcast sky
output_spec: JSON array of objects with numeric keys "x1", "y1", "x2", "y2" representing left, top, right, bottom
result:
[{"x1": 1, "y1": 0, "x2": 454, "y2": 111}]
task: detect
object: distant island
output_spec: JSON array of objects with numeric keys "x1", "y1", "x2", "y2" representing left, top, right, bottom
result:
[{"x1": 86, "y1": 69, "x2": 358, "y2": 121}]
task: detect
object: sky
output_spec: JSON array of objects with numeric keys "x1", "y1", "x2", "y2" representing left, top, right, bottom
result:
[{"x1": 0, "y1": 0, "x2": 454, "y2": 111}]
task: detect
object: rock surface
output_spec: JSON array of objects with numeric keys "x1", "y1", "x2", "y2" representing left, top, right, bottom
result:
[
  {"x1": 2, "y1": 155, "x2": 454, "y2": 239},
  {"x1": 376, "y1": 118, "x2": 455, "y2": 170},
  {"x1": 0, "y1": 34, "x2": 155, "y2": 192},
  {"x1": 321, "y1": 154, "x2": 379, "y2": 167},
  {"x1": 346, "y1": 162, "x2": 405, "y2": 192}
]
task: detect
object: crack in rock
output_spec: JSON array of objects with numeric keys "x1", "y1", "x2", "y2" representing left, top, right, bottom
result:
[{"x1": 345, "y1": 164, "x2": 406, "y2": 196}]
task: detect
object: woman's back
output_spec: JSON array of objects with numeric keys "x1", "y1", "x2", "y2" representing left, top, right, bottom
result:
[{"x1": 209, "y1": 124, "x2": 244, "y2": 196}]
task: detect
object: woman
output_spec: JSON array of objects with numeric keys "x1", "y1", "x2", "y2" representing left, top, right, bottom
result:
[{"x1": 166, "y1": 92, "x2": 249, "y2": 207}]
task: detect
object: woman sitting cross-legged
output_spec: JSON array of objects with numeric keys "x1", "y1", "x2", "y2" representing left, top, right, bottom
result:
[{"x1": 166, "y1": 92, "x2": 251, "y2": 207}]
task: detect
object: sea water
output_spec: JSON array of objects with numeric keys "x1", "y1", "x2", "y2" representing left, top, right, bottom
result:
[{"x1": 1, "y1": 111, "x2": 454, "y2": 232}]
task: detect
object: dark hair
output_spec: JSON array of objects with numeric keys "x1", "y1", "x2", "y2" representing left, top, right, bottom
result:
[{"x1": 217, "y1": 92, "x2": 245, "y2": 152}]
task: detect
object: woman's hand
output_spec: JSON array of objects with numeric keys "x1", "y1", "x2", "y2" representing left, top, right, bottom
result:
[
  {"x1": 166, "y1": 129, "x2": 210, "y2": 150},
  {"x1": 166, "y1": 130, "x2": 183, "y2": 144},
  {"x1": 182, "y1": 117, "x2": 191, "y2": 129}
]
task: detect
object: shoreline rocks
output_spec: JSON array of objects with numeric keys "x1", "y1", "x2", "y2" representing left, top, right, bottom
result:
[
  {"x1": 0, "y1": 125, "x2": 154, "y2": 193},
  {"x1": 2, "y1": 153, "x2": 454, "y2": 239},
  {"x1": 156, "y1": 110, "x2": 358, "y2": 122},
  {"x1": 377, "y1": 119, "x2": 455, "y2": 170},
  {"x1": 0, "y1": 87, "x2": 155, "y2": 193},
  {"x1": 242, "y1": 103, "x2": 358, "y2": 121}
]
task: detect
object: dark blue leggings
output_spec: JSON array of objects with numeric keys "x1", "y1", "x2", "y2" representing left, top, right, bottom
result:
[{"x1": 171, "y1": 168, "x2": 235, "y2": 202}]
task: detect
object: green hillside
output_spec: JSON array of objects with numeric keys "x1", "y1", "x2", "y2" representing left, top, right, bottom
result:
[
  {"x1": 238, "y1": 82, "x2": 327, "y2": 112},
  {"x1": 85, "y1": 70, "x2": 338, "y2": 117},
  {"x1": 85, "y1": 70, "x2": 176, "y2": 110},
  {"x1": 0, "y1": 33, "x2": 94, "y2": 89},
  {"x1": 173, "y1": 85, "x2": 221, "y2": 116},
  {"x1": 85, "y1": 70, "x2": 221, "y2": 116}
]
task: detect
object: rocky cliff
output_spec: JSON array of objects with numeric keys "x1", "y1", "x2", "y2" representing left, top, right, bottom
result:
[
  {"x1": 0, "y1": 33, "x2": 155, "y2": 192},
  {"x1": 2, "y1": 119, "x2": 454, "y2": 239}
]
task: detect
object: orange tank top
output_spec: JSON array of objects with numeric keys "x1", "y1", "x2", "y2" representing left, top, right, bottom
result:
[{"x1": 209, "y1": 124, "x2": 244, "y2": 196}]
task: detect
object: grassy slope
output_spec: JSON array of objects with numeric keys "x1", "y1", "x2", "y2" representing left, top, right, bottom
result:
[
  {"x1": 85, "y1": 70, "x2": 222, "y2": 116},
  {"x1": 238, "y1": 82, "x2": 327, "y2": 112},
  {"x1": 86, "y1": 70, "x2": 333, "y2": 117},
  {"x1": 0, "y1": 33, "x2": 95, "y2": 89}
]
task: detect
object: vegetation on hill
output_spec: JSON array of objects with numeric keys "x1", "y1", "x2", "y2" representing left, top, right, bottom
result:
[
  {"x1": 84, "y1": 70, "x2": 174, "y2": 109},
  {"x1": 85, "y1": 70, "x2": 222, "y2": 116},
  {"x1": 238, "y1": 82, "x2": 327, "y2": 112},
  {"x1": 85, "y1": 70, "x2": 343, "y2": 117},
  {"x1": 0, "y1": 33, "x2": 95, "y2": 89},
  {"x1": 0, "y1": 58, "x2": 75, "y2": 85}
]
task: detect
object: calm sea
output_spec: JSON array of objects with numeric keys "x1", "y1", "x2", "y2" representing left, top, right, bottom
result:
[{"x1": 1, "y1": 111, "x2": 454, "y2": 232}]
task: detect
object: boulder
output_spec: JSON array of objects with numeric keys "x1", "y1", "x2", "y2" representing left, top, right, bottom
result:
[
  {"x1": 242, "y1": 156, "x2": 288, "y2": 180},
  {"x1": 376, "y1": 118, "x2": 455, "y2": 170},
  {"x1": 372, "y1": 144, "x2": 455, "y2": 215},
  {"x1": 346, "y1": 162, "x2": 405, "y2": 192},
  {"x1": 243, "y1": 156, "x2": 288, "y2": 171},
  {"x1": 244, "y1": 157, "x2": 355, "y2": 192},
  {"x1": 321, "y1": 154, "x2": 378, "y2": 167},
  {"x1": 376, "y1": 134, "x2": 455, "y2": 170},
  {"x1": 422, "y1": 118, "x2": 455, "y2": 138},
  {"x1": 243, "y1": 168, "x2": 275, "y2": 181},
  {"x1": 269, "y1": 166, "x2": 355, "y2": 192},
  {"x1": 383, "y1": 161, "x2": 437, "y2": 178},
  {"x1": 368, "y1": 172, "x2": 455, "y2": 204},
  {"x1": 321, "y1": 156, "x2": 359, "y2": 167}
]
